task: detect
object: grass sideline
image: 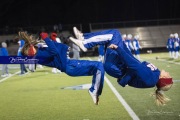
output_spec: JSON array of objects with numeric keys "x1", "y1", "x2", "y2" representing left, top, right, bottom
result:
[
  {"x1": 0, "y1": 66, "x2": 131, "y2": 120},
  {"x1": 0, "y1": 52, "x2": 180, "y2": 120}
]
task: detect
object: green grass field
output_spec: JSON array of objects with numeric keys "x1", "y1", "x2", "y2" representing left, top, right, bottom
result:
[{"x1": 0, "y1": 52, "x2": 180, "y2": 120}]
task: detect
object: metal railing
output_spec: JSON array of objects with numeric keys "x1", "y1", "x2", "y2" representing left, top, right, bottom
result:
[
  {"x1": 0, "y1": 24, "x2": 82, "y2": 35},
  {"x1": 89, "y1": 18, "x2": 180, "y2": 30}
]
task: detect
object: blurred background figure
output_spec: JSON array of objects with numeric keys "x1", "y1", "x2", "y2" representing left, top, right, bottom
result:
[
  {"x1": 174, "y1": 33, "x2": 180, "y2": 59},
  {"x1": 50, "y1": 32, "x2": 62, "y2": 74},
  {"x1": 122, "y1": 34, "x2": 127, "y2": 42},
  {"x1": 132, "y1": 34, "x2": 142, "y2": 60},
  {"x1": 0, "y1": 42, "x2": 11, "y2": 77},
  {"x1": 28, "y1": 35, "x2": 36, "y2": 72},
  {"x1": 98, "y1": 45, "x2": 105, "y2": 62},
  {"x1": 72, "y1": 43, "x2": 80, "y2": 60},
  {"x1": 125, "y1": 34, "x2": 134, "y2": 53},
  {"x1": 17, "y1": 39, "x2": 28, "y2": 75},
  {"x1": 55, "y1": 34, "x2": 61, "y2": 43},
  {"x1": 166, "y1": 34, "x2": 175, "y2": 58}
]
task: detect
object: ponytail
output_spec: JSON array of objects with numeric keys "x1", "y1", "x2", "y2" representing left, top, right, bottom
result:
[
  {"x1": 152, "y1": 88, "x2": 170, "y2": 106},
  {"x1": 18, "y1": 32, "x2": 40, "y2": 56}
]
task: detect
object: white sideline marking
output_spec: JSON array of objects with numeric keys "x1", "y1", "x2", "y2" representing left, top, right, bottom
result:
[
  {"x1": 141, "y1": 57, "x2": 180, "y2": 65},
  {"x1": 88, "y1": 57, "x2": 139, "y2": 120},
  {"x1": 104, "y1": 76, "x2": 140, "y2": 120},
  {"x1": 174, "y1": 80, "x2": 180, "y2": 82},
  {"x1": 0, "y1": 71, "x2": 20, "y2": 83},
  {"x1": 158, "y1": 58, "x2": 180, "y2": 65}
]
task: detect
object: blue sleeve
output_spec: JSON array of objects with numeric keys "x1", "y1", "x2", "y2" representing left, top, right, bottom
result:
[
  {"x1": 6, "y1": 49, "x2": 8, "y2": 56},
  {"x1": 44, "y1": 37, "x2": 58, "y2": 56},
  {"x1": 0, "y1": 48, "x2": 2, "y2": 56},
  {"x1": 118, "y1": 72, "x2": 132, "y2": 87}
]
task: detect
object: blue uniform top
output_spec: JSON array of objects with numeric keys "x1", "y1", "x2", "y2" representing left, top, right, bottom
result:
[
  {"x1": 0, "y1": 47, "x2": 8, "y2": 56},
  {"x1": 79, "y1": 29, "x2": 160, "y2": 88},
  {"x1": 166, "y1": 38, "x2": 173, "y2": 49},
  {"x1": 17, "y1": 40, "x2": 25, "y2": 56},
  {"x1": 116, "y1": 46, "x2": 160, "y2": 88},
  {"x1": 174, "y1": 38, "x2": 180, "y2": 49},
  {"x1": 125, "y1": 40, "x2": 133, "y2": 51},
  {"x1": 35, "y1": 37, "x2": 69, "y2": 72},
  {"x1": 132, "y1": 39, "x2": 141, "y2": 49}
]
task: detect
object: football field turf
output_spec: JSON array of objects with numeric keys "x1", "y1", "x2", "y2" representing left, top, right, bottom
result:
[{"x1": 0, "y1": 52, "x2": 180, "y2": 120}]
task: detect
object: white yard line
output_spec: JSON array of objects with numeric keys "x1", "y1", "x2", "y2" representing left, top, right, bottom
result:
[
  {"x1": 88, "y1": 57, "x2": 139, "y2": 120},
  {"x1": 141, "y1": 57, "x2": 180, "y2": 65},
  {"x1": 104, "y1": 76, "x2": 140, "y2": 120},
  {"x1": 0, "y1": 66, "x2": 20, "y2": 70},
  {"x1": 158, "y1": 58, "x2": 180, "y2": 65},
  {"x1": 174, "y1": 80, "x2": 180, "y2": 82},
  {"x1": 0, "y1": 71, "x2": 20, "y2": 83}
]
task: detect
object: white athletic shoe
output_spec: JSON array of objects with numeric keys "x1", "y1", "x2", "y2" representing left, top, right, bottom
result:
[
  {"x1": 37, "y1": 65, "x2": 43, "y2": 68},
  {"x1": 6, "y1": 73, "x2": 12, "y2": 77},
  {"x1": 88, "y1": 90, "x2": 99, "y2": 105},
  {"x1": 69, "y1": 37, "x2": 87, "y2": 52},
  {"x1": 1, "y1": 74, "x2": 7, "y2": 77},
  {"x1": 57, "y1": 69, "x2": 62, "y2": 73},
  {"x1": 73, "y1": 27, "x2": 84, "y2": 40},
  {"x1": 52, "y1": 68, "x2": 57, "y2": 74}
]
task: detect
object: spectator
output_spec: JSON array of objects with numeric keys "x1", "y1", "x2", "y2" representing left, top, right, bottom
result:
[
  {"x1": 28, "y1": 35, "x2": 36, "y2": 72},
  {"x1": 98, "y1": 45, "x2": 105, "y2": 62},
  {"x1": 72, "y1": 43, "x2": 80, "y2": 60},
  {"x1": 125, "y1": 34, "x2": 134, "y2": 53},
  {"x1": 17, "y1": 39, "x2": 28, "y2": 75},
  {"x1": 166, "y1": 34, "x2": 174, "y2": 58},
  {"x1": 132, "y1": 34, "x2": 142, "y2": 60},
  {"x1": 50, "y1": 32, "x2": 62, "y2": 74},
  {"x1": 174, "y1": 33, "x2": 180, "y2": 59},
  {"x1": 0, "y1": 42, "x2": 11, "y2": 77}
]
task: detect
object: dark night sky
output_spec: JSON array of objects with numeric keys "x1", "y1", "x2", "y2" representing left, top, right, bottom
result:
[{"x1": 0, "y1": 0, "x2": 180, "y2": 27}]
